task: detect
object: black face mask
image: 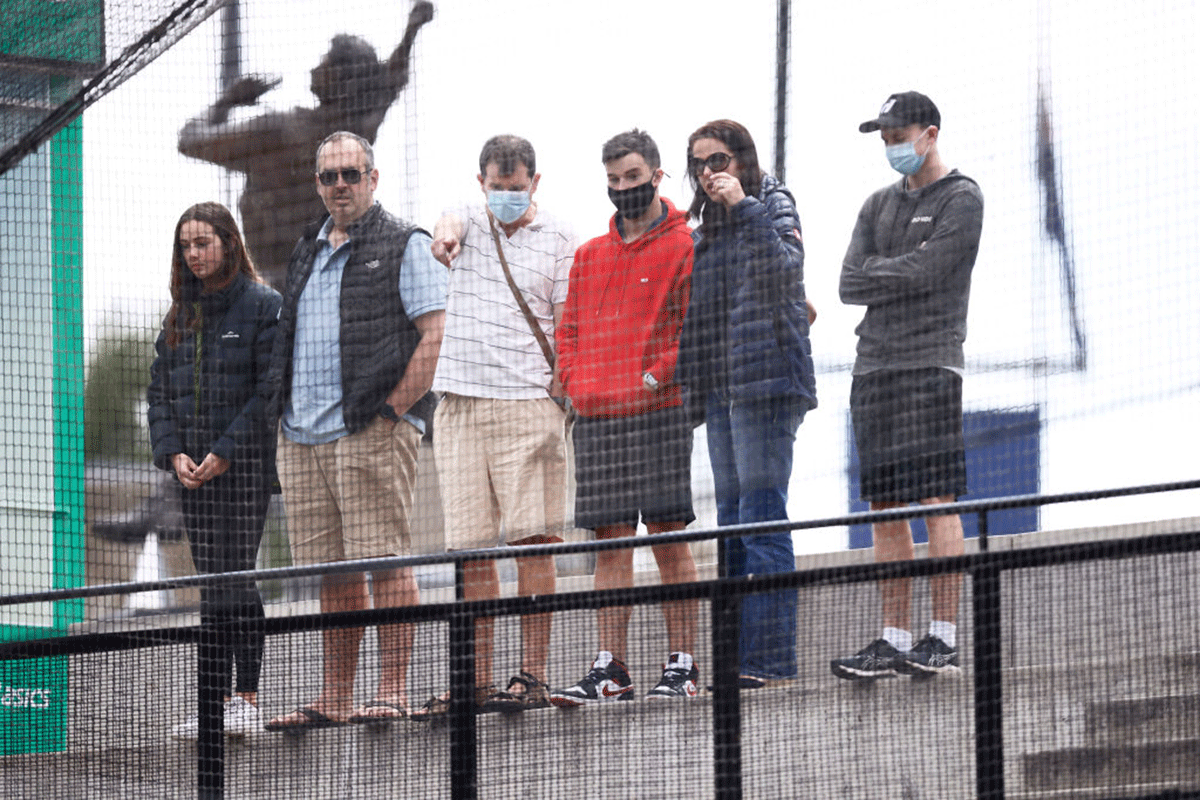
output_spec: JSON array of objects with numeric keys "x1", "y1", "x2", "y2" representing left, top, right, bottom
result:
[{"x1": 607, "y1": 178, "x2": 658, "y2": 219}]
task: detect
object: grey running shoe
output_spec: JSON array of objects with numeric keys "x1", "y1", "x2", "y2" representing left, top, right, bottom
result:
[
  {"x1": 896, "y1": 634, "x2": 960, "y2": 677},
  {"x1": 830, "y1": 638, "x2": 903, "y2": 681}
]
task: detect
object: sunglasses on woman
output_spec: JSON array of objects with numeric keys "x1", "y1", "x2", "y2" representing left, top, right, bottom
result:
[{"x1": 688, "y1": 152, "x2": 733, "y2": 176}]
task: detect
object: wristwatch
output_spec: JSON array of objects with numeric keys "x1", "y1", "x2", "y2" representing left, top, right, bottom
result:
[{"x1": 642, "y1": 372, "x2": 659, "y2": 391}]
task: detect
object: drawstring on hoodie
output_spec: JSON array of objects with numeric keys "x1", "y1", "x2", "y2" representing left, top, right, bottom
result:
[{"x1": 596, "y1": 217, "x2": 664, "y2": 318}]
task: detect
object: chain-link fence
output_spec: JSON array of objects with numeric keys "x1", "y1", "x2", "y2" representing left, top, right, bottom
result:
[{"x1": 2, "y1": 0, "x2": 1199, "y2": 797}]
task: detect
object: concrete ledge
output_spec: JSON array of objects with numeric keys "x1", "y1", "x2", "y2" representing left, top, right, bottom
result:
[
  {"x1": 1023, "y1": 740, "x2": 1200, "y2": 793},
  {"x1": 38, "y1": 514, "x2": 1200, "y2": 798},
  {"x1": 1087, "y1": 693, "x2": 1200, "y2": 746},
  {"x1": 12, "y1": 670, "x2": 983, "y2": 799}
]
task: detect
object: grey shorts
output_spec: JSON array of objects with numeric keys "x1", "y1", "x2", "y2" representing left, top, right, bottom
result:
[
  {"x1": 573, "y1": 404, "x2": 695, "y2": 531},
  {"x1": 850, "y1": 368, "x2": 967, "y2": 504}
]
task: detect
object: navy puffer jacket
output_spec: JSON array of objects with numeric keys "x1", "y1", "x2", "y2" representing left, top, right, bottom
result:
[
  {"x1": 147, "y1": 272, "x2": 282, "y2": 480},
  {"x1": 678, "y1": 176, "x2": 817, "y2": 409}
]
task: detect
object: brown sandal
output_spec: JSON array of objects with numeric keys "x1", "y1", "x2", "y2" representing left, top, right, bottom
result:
[
  {"x1": 410, "y1": 685, "x2": 495, "y2": 721},
  {"x1": 478, "y1": 672, "x2": 551, "y2": 714}
]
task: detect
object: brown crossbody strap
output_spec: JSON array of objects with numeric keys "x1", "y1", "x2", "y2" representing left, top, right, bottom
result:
[{"x1": 487, "y1": 212, "x2": 556, "y2": 370}]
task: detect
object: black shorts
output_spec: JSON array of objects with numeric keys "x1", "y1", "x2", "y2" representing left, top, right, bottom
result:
[
  {"x1": 573, "y1": 404, "x2": 695, "y2": 531},
  {"x1": 850, "y1": 368, "x2": 967, "y2": 504}
]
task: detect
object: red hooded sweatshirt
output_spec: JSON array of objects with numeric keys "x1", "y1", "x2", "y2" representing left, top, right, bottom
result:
[{"x1": 558, "y1": 198, "x2": 693, "y2": 418}]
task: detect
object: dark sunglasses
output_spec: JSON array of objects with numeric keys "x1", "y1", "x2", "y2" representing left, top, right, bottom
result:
[
  {"x1": 317, "y1": 168, "x2": 366, "y2": 186},
  {"x1": 688, "y1": 152, "x2": 733, "y2": 175}
]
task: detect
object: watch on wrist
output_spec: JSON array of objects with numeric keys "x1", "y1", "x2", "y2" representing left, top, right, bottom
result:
[{"x1": 642, "y1": 372, "x2": 659, "y2": 391}]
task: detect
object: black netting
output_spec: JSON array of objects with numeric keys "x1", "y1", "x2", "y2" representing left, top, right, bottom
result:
[
  {"x1": 0, "y1": 0, "x2": 228, "y2": 176},
  {"x1": 3, "y1": 0, "x2": 1200, "y2": 798}
]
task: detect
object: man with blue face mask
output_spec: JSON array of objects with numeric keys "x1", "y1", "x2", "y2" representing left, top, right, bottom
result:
[
  {"x1": 832, "y1": 91, "x2": 985, "y2": 682},
  {"x1": 414, "y1": 135, "x2": 577, "y2": 718}
]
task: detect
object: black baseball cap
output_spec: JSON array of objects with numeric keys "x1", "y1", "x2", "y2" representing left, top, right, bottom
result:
[{"x1": 859, "y1": 91, "x2": 941, "y2": 133}]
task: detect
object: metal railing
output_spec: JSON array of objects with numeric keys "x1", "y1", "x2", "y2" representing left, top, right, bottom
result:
[{"x1": 3, "y1": 477, "x2": 1200, "y2": 799}]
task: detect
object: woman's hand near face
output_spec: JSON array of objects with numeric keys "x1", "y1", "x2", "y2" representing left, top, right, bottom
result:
[
  {"x1": 172, "y1": 453, "x2": 203, "y2": 490},
  {"x1": 703, "y1": 171, "x2": 746, "y2": 208}
]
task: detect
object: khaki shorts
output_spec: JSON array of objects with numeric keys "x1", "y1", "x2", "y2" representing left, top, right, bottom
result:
[
  {"x1": 434, "y1": 394, "x2": 570, "y2": 550},
  {"x1": 277, "y1": 416, "x2": 421, "y2": 565}
]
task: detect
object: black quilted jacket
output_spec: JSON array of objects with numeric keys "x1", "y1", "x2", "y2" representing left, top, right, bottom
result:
[{"x1": 147, "y1": 272, "x2": 282, "y2": 479}]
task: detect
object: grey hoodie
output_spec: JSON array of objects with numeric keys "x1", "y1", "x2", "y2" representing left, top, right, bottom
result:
[{"x1": 839, "y1": 169, "x2": 983, "y2": 374}]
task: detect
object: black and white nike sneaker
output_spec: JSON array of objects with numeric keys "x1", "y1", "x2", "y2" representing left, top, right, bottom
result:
[
  {"x1": 646, "y1": 653, "x2": 700, "y2": 700},
  {"x1": 550, "y1": 653, "x2": 635, "y2": 707}
]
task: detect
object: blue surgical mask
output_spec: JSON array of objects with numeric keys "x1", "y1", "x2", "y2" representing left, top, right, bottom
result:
[
  {"x1": 487, "y1": 189, "x2": 532, "y2": 224},
  {"x1": 885, "y1": 128, "x2": 930, "y2": 176}
]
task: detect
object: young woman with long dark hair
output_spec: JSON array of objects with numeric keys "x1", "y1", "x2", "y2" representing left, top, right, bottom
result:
[{"x1": 148, "y1": 202, "x2": 281, "y2": 739}]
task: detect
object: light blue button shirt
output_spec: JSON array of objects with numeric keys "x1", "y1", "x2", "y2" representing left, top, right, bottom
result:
[{"x1": 282, "y1": 223, "x2": 445, "y2": 444}]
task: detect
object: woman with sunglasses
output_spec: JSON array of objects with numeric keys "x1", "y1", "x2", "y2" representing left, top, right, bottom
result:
[
  {"x1": 678, "y1": 120, "x2": 817, "y2": 687},
  {"x1": 148, "y1": 202, "x2": 282, "y2": 739}
]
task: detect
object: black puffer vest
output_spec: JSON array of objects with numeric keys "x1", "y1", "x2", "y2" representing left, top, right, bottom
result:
[{"x1": 267, "y1": 203, "x2": 436, "y2": 433}]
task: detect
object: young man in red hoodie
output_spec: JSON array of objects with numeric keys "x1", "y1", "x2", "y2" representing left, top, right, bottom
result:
[{"x1": 551, "y1": 129, "x2": 700, "y2": 704}]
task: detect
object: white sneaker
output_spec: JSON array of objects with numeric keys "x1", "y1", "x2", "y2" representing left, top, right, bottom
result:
[
  {"x1": 169, "y1": 698, "x2": 262, "y2": 741},
  {"x1": 223, "y1": 696, "x2": 262, "y2": 737},
  {"x1": 170, "y1": 715, "x2": 199, "y2": 741}
]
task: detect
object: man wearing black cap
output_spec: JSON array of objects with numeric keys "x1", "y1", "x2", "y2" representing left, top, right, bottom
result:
[{"x1": 831, "y1": 91, "x2": 984, "y2": 681}]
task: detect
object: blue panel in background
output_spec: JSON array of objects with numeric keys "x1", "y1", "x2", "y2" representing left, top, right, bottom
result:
[{"x1": 847, "y1": 407, "x2": 1041, "y2": 548}]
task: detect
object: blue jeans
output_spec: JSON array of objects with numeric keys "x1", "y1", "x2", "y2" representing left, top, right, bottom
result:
[{"x1": 706, "y1": 392, "x2": 807, "y2": 680}]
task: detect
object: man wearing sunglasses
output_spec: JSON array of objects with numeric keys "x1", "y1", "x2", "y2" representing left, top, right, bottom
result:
[
  {"x1": 265, "y1": 130, "x2": 446, "y2": 732},
  {"x1": 832, "y1": 91, "x2": 984, "y2": 682}
]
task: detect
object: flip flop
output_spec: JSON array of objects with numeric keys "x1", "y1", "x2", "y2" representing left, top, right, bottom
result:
[
  {"x1": 348, "y1": 701, "x2": 409, "y2": 725},
  {"x1": 409, "y1": 692, "x2": 451, "y2": 722},
  {"x1": 264, "y1": 707, "x2": 347, "y2": 733}
]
